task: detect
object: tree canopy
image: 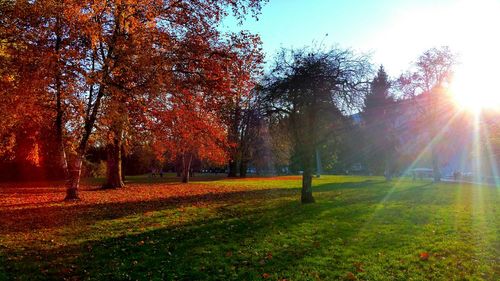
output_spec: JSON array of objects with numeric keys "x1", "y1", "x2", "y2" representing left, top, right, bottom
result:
[
  {"x1": 263, "y1": 47, "x2": 372, "y2": 203},
  {"x1": 0, "y1": 0, "x2": 265, "y2": 199}
]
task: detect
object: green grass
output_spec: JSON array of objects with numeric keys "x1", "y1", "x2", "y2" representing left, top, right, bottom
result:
[{"x1": 0, "y1": 175, "x2": 498, "y2": 280}]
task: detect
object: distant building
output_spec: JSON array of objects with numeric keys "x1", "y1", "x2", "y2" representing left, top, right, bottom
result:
[{"x1": 352, "y1": 93, "x2": 495, "y2": 179}]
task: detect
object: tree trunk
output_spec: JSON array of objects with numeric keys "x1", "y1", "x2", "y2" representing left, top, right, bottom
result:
[
  {"x1": 55, "y1": 120, "x2": 68, "y2": 179},
  {"x1": 431, "y1": 147, "x2": 441, "y2": 182},
  {"x1": 102, "y1": 142, "x2": 124, "y2": 189},
  {"x1": 122, "y1": 164, "x2": 126, "y2": 182},
  {"x1": 239, "y1": 160, "x2": 248, "y2": 178},
  {"x1": 301, "y1": 104, "x2": 317, "y2": 203},
  {"x1": 228, "y1": 160, "x2": 238, "y2": 177},
  {"x1": 182, "y1": 153, "x2": 192, "y2": 183},
  {"x1": 65, "y1": 156, "x2": 83, "y2": 201},
  {"x1": 54, "y1": 24, "x2": 68, "y2": 180},
  {"x1": 430, "y1": 89, "x2": 441, "y2": 182},
  {"x1": 103, "y1": 102, "x2": 126, "y2": 189},
  {"x1": 430, "y1": 127, "x2": 441, "y2": 182},
  {"x1": 64, "y1": 83, "x2": 104, "y2": 200},
  {"x1": 121, "y1": 144, "x2": 126, "y2": 182},
  {"x1": 63, "y1": 31, "x2": 108, "y2": 201},
  {"x1": 227, "y1": 104, "x2": 241, "y2": 177},
  {"x1": 315, "y1": 148, "x2": 322, "y2": 178},
  {"x1": 384, "y1": 165, "x2": 393, "y2": 181},
  {"x1": 301, "y1": 170, "x2": 315, "y2": 203},
  {"x1": 384, "y1": 149, "x2": 393, "y2": 181},
  {"x1": 301, "y1": 152, "x2": 315, "y2": 203}
]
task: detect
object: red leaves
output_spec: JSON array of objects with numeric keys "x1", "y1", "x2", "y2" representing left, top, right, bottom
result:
[
  {"x1": 0, "y1": 179, "x2": 286, "y2": 233},
  {"x1": 258, "y1": 251, "x2": 273, "y2": 265},
  {"x1": 151, "y1": 93, "x2": 231, "y2": 167},
  {"x1": 2, "y1": 0, "x2": 265, "y2": 193},
  {"x1": 419, "y1": 252, "x2": 430, "y2": 261}
]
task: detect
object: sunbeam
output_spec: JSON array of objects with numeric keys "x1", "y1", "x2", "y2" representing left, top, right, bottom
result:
[{"x1": 397, "y1": 106, "x2": 462, "y2": 183}]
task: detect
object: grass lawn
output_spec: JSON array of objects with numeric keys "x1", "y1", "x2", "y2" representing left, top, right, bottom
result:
[{"x1": 0, "y1": 175, "x2": 498, "y2": 280}]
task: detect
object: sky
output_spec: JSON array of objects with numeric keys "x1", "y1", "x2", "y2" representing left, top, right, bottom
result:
[{"x1": 223, "y1": 0, "x2": 500, "y2": 79}]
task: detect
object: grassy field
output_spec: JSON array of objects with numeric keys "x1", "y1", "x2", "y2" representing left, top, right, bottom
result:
[{"x1": 0, "y1": 175, "x2": 498, "y2": 280}]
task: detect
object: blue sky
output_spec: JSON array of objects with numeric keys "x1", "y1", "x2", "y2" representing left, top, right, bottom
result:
[{"x1": 223, "y1": 0, "x2": 500, "y2": 79}]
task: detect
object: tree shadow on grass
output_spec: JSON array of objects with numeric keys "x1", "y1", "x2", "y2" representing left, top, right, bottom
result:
[
  {"x1": 2, "y1": 198, "x2": 376, "y2": 281},
  {"x1": 2, "y1": 180, "x2": 476, "y2": 280},
  {"x1": 0, "y1": 188, "x2": 296, "y2": 234},
  {"x1": 0, "y1": 179, "x2": 436, "y2": 235},
  {"x1": 313, "y1": 179, "x2": 385, "y2": 192},
  {"x1": 0, "y1": 179, "x2": 394, "y2": 234},
  {"x1": 123, "y1": 174, "x2": 229, "y2": 185},
  {"x1": 0, "y1": 174, "x2": 228, "y2": 194}
]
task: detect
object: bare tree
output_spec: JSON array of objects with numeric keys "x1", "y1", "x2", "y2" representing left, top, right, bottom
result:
[{"x1": 263, "y1": 47, "x2": 372, "y2": 203}]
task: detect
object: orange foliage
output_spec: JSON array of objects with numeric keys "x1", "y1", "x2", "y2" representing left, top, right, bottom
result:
[{"x1": 1, "y1": 0, "x2": 264, "y2": 195}]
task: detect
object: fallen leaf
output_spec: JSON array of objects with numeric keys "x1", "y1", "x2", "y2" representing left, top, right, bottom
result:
[
  {"x1": 345, "y1": 271, "x2": 357, "y2": 280},
  {"x1": 419, "y1": 252, "x2": 429, "y2": 261},
  {"x1": 353, "y1": 262, "x2": 364, "y2": 272},
  {"x1": 266, "y1": 252, "x2": 273, "y2": 260}
]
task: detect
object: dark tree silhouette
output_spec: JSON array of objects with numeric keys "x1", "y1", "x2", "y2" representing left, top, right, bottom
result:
[
  {"x1": 264, "y1": 48, "x2": 371, "y2": 203},
  {"x1": 362, "y1": 65, "x2": 397, "y2": 178}
]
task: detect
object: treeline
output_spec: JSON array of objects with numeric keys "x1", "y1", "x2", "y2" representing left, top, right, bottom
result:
[
  {"x1": 0, "y1": 0, "x2": 265, "y2": 200},
  {"x1": 2, "y1": 1, "x2": 490, "y2": 203},
  {"x1": 232, "y1": 44, "x2": 498, "y2": 200}
]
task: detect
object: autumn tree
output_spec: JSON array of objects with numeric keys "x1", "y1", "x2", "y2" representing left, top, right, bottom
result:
[
  {"x1": 238, "y1": 103, "x2": 265, "y2": 177},
  {"x1": 151, "y1": 30, "x2": 262, "y2": 183},
  {"x1": 224, "y1": 42, "x2": 264, "y2": 178},
  {"x1": 153, "y1": 101, "x2": 229, "y2": 183},
  {"x1": 225, "y1": 88, "x2": 266, "y2": 178},
  {"x1": 0, "y1": 0, "x2": 84, "y2": 180},
  {"x1": 96, "y1": 3, "x2": 263, "y2": 187},
  {"x1": 2, "y1": 0, "x2": 266, "y2": 199},
  {"x1": 397, "y1": 47, "x2": 456, "y2": 182},
  {"x1": 264, "y1": 48, "x2": 372, "y2": 203}
]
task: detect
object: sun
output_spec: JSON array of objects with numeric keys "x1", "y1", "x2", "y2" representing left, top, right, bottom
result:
[
  {"x1": 381, "y1": 0, "x2": 500, "y2": 112},
  {"x1": 446, "y1": 0, "x2": 500, "y2": 112},
  {"x1": 450, "y1": 64, "x2": 500, "y2": 112}
]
